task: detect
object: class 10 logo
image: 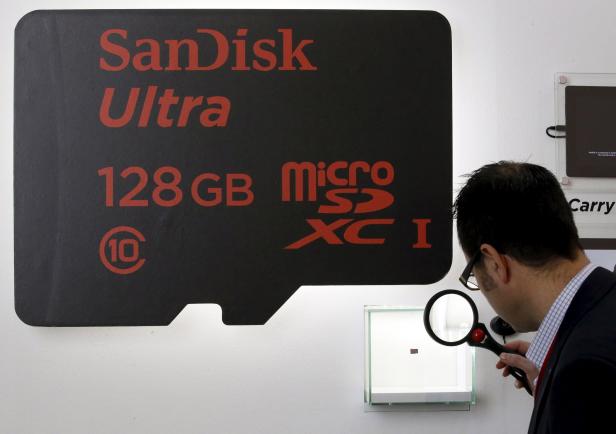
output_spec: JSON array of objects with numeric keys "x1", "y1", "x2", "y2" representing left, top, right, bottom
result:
[{"x1": 282, "y1": 161, "x2": 431, "y2": 250}]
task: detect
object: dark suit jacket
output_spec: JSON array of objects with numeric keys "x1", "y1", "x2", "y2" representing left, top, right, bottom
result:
[{"x1": 528, "y1": 266, "x2": 616, "y2": 434}]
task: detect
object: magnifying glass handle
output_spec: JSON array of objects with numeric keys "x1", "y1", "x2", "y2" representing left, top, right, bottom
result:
[
  {"x1": 468, "y1": 323, "x2": 533, "y2": 396},
  {"x1": 507, "y1": 364, "x2": 533, "y2": 395},
  {"x1": 492, "y1": 345, "x2": 533, "y2": 395}
]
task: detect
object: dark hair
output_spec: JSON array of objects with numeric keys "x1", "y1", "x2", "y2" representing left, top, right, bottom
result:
[{"x1": 452, "y1": 161, "x2": 582, "y2": 268}]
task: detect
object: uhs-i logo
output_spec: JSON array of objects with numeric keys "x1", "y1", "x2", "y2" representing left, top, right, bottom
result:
[{"x1": 281, "y1": 160, "x2": 431, "y2": 250}]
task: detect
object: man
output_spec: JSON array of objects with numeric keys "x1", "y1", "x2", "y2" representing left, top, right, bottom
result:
[{"x1": 452, "y1": 161, "x2": 616, "y2": 434}]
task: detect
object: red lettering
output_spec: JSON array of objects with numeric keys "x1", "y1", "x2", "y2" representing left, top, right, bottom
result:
[
  {"x1": 284, "y1": 219, "x2": 351, "y2": 249},
  {"x1": 166, "y1": 39, "x2": 198, "y2": 71},
  {"x1": 99, "y1": 87, "x2": 230, "y2": 128},
  {"x1": 100, "y1": 29, "x2": 130, "y2": 71},
  {"x1": 281, "y1": 161, "x2": 394, "y2": 205},
  {"x1": 98, "y1": 28, "x2": 316, "y2": 72},
  {"x1": 278, "y1": 28, "x2": 317, "y2": 71},
  {"x1": 191, "y1": 173, "x2": 222, "y2": 207},
  {"x1": 412, "y1": 218, "x2": 432, "y2": 248},
  {"x1": 157, "y1": 89, "x2": 180, "y2": 127},
  {"x1": 232, "y1": 28, "x2": 250, "y2": 71},
  {"x1": 177, "y1": 96, "x2": 204, "y2": 127},
  {"x1": 253, "y1": 39, "x2": 276, "y2": 71},
  {"x1": 99, "y1": 87, "x2": 139, "y2": 127},
  {"x1": 319, "y1": 189, "x2": 356, "y2": 214},
  {"x1": 353, "y1": 189, "x2": 394, "y2": 214},
  {"x1": 199, "y1": 96, "x2": 231, "y2": 127},
  {"x1": 226, "y1": 174, "x2": 254, "y2": 206},
  {"x1": 284, "y1": 218, "x2": 396, "y2": 249},
  {"x1": 193, "y1": 29, "x2": 229, "y2": 70},
  {"x1": 133, "y1": 39, "x2": 162, "y2": 71},
  {"x1": 344, "y1": 219, "x2": 394, "y2": 244}
]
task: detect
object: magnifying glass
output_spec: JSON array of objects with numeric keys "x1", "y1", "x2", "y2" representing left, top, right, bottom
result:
[{"x1": 423, "y1": 289, "x2": 533, "y2": 395}]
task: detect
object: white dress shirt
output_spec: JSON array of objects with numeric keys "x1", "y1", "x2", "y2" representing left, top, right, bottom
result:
[{"x1": 525, "y1": 261, "x2": 598, "y2": 385}]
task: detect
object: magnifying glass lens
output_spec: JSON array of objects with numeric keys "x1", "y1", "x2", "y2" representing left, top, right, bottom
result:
[{"x1": 428, "y1": 294, "x2": 475, "y2": 343}]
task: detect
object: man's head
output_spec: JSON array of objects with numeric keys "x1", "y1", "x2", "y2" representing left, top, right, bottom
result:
[{"x1": 453, "y1": 161, "x2": 585, "y2": 332}]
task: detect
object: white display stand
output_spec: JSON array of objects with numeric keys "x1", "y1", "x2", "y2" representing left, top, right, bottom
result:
[{"x1": 364, "y1": 306, "x2": 475, "y2": 410}]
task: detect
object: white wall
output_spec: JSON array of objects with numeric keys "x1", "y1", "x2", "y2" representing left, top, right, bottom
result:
[{"x1": 3, "y1": 1, "x2": 615, "y2": 433}]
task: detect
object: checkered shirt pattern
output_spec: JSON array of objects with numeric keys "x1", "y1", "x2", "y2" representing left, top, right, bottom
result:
[{"x1": 526, "y1": 262, "x2": 598, "y2": 384}]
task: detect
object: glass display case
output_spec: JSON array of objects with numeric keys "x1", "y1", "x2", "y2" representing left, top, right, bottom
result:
[{"x1": 364, "y1": 306, "x2": 475, "y2": 410}]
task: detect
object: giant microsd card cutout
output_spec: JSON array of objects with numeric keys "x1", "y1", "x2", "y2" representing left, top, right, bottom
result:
[{"x1": 14, "y1": 9, "x2": 452, "y2": 326}]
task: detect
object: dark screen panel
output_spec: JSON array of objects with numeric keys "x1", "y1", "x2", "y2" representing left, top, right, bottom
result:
[{"x1": 566, "y1": 85, "x2": 616, "y2": 178}]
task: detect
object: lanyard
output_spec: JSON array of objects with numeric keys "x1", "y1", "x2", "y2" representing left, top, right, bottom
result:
[{"x1": 535, "y1": 336, "x2": 558, "y2": 398}]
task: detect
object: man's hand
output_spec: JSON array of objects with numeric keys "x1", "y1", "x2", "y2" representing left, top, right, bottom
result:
[{"x1": 495, "y1": 340, "x2": 538, "y2": 395}]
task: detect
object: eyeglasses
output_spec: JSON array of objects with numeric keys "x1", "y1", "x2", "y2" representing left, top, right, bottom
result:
[{"x1": 459, "y1": 249, "x2": 481, "y2": 291}]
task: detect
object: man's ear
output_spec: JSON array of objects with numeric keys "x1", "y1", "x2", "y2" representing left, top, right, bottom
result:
[{"x1": 479, "y1": 243, "x2": 511, "y2": 284}]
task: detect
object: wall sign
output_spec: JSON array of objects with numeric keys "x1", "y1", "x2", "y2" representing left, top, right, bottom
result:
[
  {"x1": 553, "y1": 73, "x2": 616, "y2": 249},
  {"x1": 14, "y1": 9, "x2": 452, "y2": 326}
]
